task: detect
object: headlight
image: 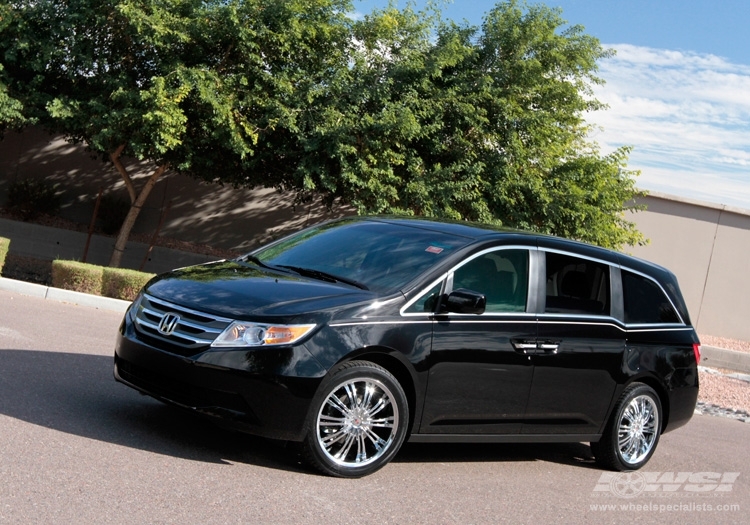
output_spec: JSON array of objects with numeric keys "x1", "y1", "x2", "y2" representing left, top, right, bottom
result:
[
  {"x1": 127, "y1": 292, "x2": 144, "y2": 323},
  {"x1": 211, "y1": 322, "x2": 316, "y2": 348}
]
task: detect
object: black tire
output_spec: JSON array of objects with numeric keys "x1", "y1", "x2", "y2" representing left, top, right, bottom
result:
[
  {"x1": 302, "y1": 360, "x2": 409, "y2": 478},
  {"x1": 591, "y1": 383, "x2": 662, "y2": 471}
]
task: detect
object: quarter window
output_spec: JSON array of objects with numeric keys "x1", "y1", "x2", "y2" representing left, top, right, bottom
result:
[
  {"x1": 544, "y1": 252, "x2": 610, "y2": 316},
  {"x1": 452, "y1": 250, "x2": 529, "y2": 312},
  {"x1": 622, "y1": 270, "x2": 680, "y2": 324},
  {"x1": 406, "y1": 282, "x2": 443, "y2": 314}
]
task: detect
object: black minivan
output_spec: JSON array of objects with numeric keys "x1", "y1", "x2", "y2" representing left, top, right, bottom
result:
[{"x1": 115, "y1": 217, "x2": 700, "y2": 477}]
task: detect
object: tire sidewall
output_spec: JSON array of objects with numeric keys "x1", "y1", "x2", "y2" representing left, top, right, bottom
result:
[{"x1": 303, "y1": 361, "x2": 409, "y2": 478}]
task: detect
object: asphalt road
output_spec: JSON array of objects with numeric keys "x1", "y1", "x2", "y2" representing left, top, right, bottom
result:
[{"x1": 0, "y1": 289, "x2": 748, "y2": 524}]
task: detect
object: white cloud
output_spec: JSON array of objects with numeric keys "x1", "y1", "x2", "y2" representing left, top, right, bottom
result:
[{"x1": 587, "y1": 44, "x2": 750, "y2": 209}]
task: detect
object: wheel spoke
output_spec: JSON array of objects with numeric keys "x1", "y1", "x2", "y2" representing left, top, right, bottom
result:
[
  {"x1": 326, "y1": 394, "x2": 351, "y2": 416},
  {"x1": 319, "y1": 414, "x2": 346, "y2": 426},
  {"x1": 369, "y1": 416, "x2": 394, "y2": 428},
  {"x1": 367, "y1": 395, "x2": 391, "y2": 418},
  {"x1": 356, "y1": 435, "x2": 368, "y2": 463},
  {"x1": 322, "y1": 428, "x2": 348, "y2": 448},
  {"x1": 365, "y1": 428, "x2": 387, "y2": 451},
  {"x1": 344, "y1": 383, "x2": 359, "y2": 409},
  {"x1": 335, "y1": 432, "x2": 356, "y2": 461},
  {"x1": 361, "y1": 383, "x2": 375, "y2": 411}
]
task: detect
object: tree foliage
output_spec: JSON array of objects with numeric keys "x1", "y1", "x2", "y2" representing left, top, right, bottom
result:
[
  {"x1": 290, "y1": 1, "x2": 645, "y2": 248},
  {"x1": 0, "y1": 0, "x2": 645, "y2": 261}
]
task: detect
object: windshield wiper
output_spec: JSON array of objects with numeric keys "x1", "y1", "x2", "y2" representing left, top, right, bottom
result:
[
  {"x1": 236, "y1": 254, "x2": 287, "y2": 273},
  {"x1": 277, "y1": 265, "x2": 369, "y2": 290}
]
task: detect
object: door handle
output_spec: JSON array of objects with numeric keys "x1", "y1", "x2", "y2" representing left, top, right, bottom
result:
[
  {"x1": 537, "y1": 341, "x2": 560, "y2": 353},
  {"x1": 512, "y1": 340, "x2": 538, "y2": 353},
  {"x1": 512, "y1": 340, "x2": 560, "y2": 354}
]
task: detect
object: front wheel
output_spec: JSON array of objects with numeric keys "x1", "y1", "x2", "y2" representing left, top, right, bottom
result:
[
  {"x1": 591, "y1": 383, "x2": 662, "y2": 471},
  {"x1": 302, "y1": 361, "x2": 409, "y2": 478}
]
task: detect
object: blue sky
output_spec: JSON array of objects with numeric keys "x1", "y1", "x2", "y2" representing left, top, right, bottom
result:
[{"x1": 354, "y1": 0, "x2": 750, "y2": 209}]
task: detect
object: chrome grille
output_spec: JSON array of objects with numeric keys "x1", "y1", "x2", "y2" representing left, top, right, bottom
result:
[{"x1": 133, "y1": 294, "x2": 233, "y2": 353}]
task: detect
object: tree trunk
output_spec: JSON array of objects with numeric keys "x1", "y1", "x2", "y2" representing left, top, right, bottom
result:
[{"x1": 108, "y1": 146, "x2": 168, "y2": 268}]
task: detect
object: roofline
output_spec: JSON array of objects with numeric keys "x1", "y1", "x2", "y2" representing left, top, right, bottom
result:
[{"x1": 637, "y1": 191, "x2": 750, "y2": 218}]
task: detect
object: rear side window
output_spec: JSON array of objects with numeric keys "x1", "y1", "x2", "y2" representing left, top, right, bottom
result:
[
  {"x1": 544, "y1": 252, "x2": 610, "y2": 316},
  {"x1": 622, "y1": 270, "x2": 681, "y2": 324}
]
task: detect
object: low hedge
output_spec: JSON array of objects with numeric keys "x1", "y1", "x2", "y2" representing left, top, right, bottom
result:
[
  {"x1": 51, "y1": 260, "x2": 104, "y2": 295},
  {"x1": 0, "y1": 237, "x2": 9, "y2": 274},
  {"x1": 102, "y1": 267, "x2": 154, "y2": 301},
  {"x1": 51, "y1": 260, "x2": 155, "y2": 301}
]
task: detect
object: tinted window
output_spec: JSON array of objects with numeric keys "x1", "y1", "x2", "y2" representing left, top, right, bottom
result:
[
  {"x1": 452, "y1": 250, "x2": 528, "y2": 312},
  {"x1": 545, "y1": 252, "x2": 610, "y2": 315},
  {"x1": 622, "y1": 270, "x2": 680, "y2": 324},
  {"x1": 254, "y1": 220, "x2": 470, "y2": 293},
  {"x1": 406, "y1": 282, "x2": 443, "y2": 314}
]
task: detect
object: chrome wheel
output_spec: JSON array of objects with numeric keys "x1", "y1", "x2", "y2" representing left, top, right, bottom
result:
[
  {"x1": 617, "y1": 394, "x2": 659, "y2": 465},
  {"x1": 591, "y1": 383, "x2": 662, "y2": 471},
  {"x1": 316, "y1": 377, "x2": 399, "y2": 467},
  {"x1": 304, "y1": 361, "x2": 408, "y2": 477}
]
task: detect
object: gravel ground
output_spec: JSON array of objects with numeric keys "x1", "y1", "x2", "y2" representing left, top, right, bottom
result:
[
  {"x1": 697, "y1": 368, "x2": 750, "y2": 416},
  {"x1": 700, "y1": 333, "x2": 750, "y2": 353},
  {"x1": 695, "y1": 335, "x2": 750, "y2": 419}
]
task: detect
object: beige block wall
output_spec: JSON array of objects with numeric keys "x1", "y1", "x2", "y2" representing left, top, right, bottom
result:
[
  {"x1": 628, "y1": 194, "x2": 750, "y2": 341},
  {"x1": 0, "y1": 127, "x2": 345, "y2": 252}
]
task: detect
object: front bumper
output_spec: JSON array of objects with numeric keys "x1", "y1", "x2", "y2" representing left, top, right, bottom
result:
[{"x1": 114, "y1": 318, "x2": 327, "y2": 442}]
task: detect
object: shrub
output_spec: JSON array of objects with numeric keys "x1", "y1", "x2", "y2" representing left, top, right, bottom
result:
[
  {"x1": 51, "y1": 260, "x2": 103, "y2": 295},
  {"x1": 0, "y1": 237, "x2": 9, "y2": 274},
  {"x1": 102, "y1": 267, "x2": 154, "y2": 301},
  {"x1": 6, "y1": 179, "x2": 61, "y2": 220}
]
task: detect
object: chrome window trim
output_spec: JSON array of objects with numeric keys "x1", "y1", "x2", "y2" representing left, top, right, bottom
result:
[
  {"x1": 538, "y1": 314, "x2": 622, "y2": 322},
  {"x1": 538, "y1": 319, "x2": 691, "y2": 333},
  {"x1": 434, "y1": 312, "x2": 537, "y2": 319},
  {"x1": 538, "y1": 247, "x2": 615, "y2": 268},
  {"x1": 625, "y1": 326, "x2": 694, "y2": 333}
]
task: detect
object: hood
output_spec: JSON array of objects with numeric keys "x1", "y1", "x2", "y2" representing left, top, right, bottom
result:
[{"x1": 144, "y1": 261, "x2": 375, "y2": 319}]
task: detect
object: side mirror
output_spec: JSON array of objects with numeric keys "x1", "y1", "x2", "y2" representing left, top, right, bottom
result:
[{"x1": 442, "y1": 288, "x2": 486, "y2": 315}]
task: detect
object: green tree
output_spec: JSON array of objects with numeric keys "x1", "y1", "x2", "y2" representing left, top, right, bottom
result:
[
  {"x1": 293, "y1": 1, "x2": 645, "y2": 248},
  {"x1": 0, "y1": 0, "x2": 352, "y2": 266},
  {"x1": 0, "y1": 4, "x2": 25, "y2": 128}
]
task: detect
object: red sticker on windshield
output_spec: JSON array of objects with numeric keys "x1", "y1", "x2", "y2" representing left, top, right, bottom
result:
[{"x1": 425, "y1": 246, "x2": 444, "y2": 254}]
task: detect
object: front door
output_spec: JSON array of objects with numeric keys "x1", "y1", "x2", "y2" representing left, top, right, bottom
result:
[{"x1": 420, "y1": 248, "x2": 537, "y2": 434}]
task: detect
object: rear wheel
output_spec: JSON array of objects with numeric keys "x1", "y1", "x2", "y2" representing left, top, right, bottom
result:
[
  {"x1": 303, "y1": 361, "x2": 409, "y2": 478},
  {"x1": 592, "y1": 383, "x2": 662, "y2": 471}
]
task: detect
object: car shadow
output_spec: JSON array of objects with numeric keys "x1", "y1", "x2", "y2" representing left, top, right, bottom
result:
[
  {"x1": 396, "y1": 441, "x2": 597, "y2": 469},
  {"x1": 0, "y1": 348, "x2": 599, "y2": 474},
  {"x1": 0, "y1": 349, "x2": 307, "y2": 473}
]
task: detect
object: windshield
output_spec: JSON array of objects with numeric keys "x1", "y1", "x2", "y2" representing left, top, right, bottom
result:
[{"x1": 252, "y1": 219, "x2": 471, "y2": 293}]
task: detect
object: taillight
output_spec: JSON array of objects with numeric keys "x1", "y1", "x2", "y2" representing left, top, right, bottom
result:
[{"x1": 693, "y1": 343, "x2": 701, "y2": 365}]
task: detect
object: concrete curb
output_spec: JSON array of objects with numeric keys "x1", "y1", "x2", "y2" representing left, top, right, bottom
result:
[
  {"x1": 701, "y1": 345, "x2": 750, "y2": 375},
  {"x1": 0, "y1": 277, "x2": 130, "y2": 313}
]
